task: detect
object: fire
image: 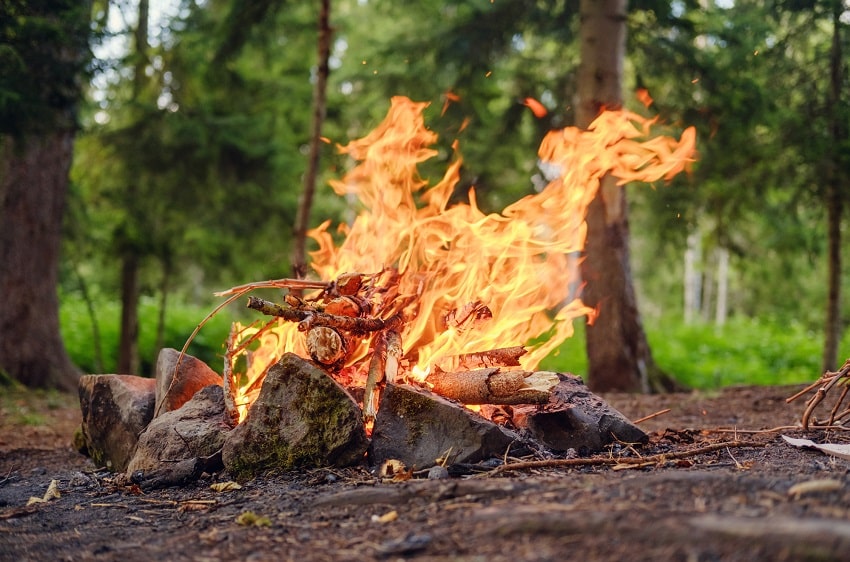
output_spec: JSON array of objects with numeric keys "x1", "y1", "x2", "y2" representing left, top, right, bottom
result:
[{"x1": 227, "y1": 96, "x2": 695, "y2": 421}]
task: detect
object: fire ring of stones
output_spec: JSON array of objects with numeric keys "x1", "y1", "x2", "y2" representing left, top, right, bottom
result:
[{"x1": 77, "y1": 348, "x2": 646, "y2": 489}]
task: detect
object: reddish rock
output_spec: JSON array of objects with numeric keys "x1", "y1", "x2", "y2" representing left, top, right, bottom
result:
[
  {"x1": 222, "y1": 353, "x2": 369, "y2": 479},
  {"x1": 155, "y1": 348, "x2": 222, "y2": 416},
  {"x1": 78, "y1": 374, "x2": 155, "y2": 472}
]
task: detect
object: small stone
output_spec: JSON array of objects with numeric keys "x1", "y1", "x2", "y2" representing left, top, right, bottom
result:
[{"x1": 427, "y1": 466, "x2": 449, "y2": 479}]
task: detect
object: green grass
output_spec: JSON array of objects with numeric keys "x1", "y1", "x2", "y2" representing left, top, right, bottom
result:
[
  {"x1": 540, "y1": 316, "x2": 849, "y2": 389},
  {"x1": 60, "y1": 294, "x2": 848, "y2": 390},
  {"x1": 60, "y1": 295, "x2": 233, "y2": 376}
]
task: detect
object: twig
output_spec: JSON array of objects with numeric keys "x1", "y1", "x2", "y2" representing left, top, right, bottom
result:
[
  {"x1": 489, "y1": 441, "x2": 766, "y2": 475},
  {"x1": 632, "y1": 408, "x2": 672, "y2": 425},
  {"x1": 214, "y1": 278, "x2": 330, "y2": 297}
]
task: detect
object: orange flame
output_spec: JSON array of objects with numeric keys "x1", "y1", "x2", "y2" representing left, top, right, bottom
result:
[{"x1": 230, "y1": 96, "x2": 695, "y2": 411}]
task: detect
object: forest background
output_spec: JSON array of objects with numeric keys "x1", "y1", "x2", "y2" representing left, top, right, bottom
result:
[{"x1": 1, "y1": 0, "x2": 848, "y2": 393}]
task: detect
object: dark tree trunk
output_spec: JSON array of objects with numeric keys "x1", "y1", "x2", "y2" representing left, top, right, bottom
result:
[
  {"x1": 117, "y1": 0, "x2": 149, "y2": 374},
  {"x1": 292, "y1": 0, "x2": 332, "y2": 279},
  {"x1": 0, "y1": 133, "x2": 81, "y2": 390},
  {"x1": 576, "y1": 0, "x2": 672, "y2": 393},
  {"x1": 117, "y1": 254, "x2": 140, "y2": 374},
  {"x1": 822, "y1": 0, "x2": 845, "y2": 373}
]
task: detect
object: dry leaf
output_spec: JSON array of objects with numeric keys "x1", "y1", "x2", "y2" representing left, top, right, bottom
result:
[
  {"x1": 26, "y1": 479, "x2": 61, "y2": 506},
  {"x1": 210, "y1": 481, "x2": 242, "y2": 492},
  {"x1": 371, "y1": 510, "x2": 398, "y2": 523},
  {"x1": 781, "y1": 435, "x2": 850, "y2": 461},
  {"x1": 236, "y1": 511, "x2": 271, "y2": 527}
]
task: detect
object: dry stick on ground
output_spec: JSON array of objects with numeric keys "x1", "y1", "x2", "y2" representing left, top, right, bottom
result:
[
  {"x1": 786, "y1": 358, "x2": 850, "y2": 430},
  {"x1": 632, "y1": 408, "x2": 672, "y2": 425},
  {"x1": 490, "y1": 441, "x2": 767, "y2": 475}
]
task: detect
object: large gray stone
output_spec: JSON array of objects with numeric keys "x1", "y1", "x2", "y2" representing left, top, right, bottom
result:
[
  {"x1": 155, "y1": 348, "x2": 222, "y2": 416},
  {"x1": 127, "y1": 384, "x2": 233, "y2": 476},
  {"x1": 78, "y1": 374, "x2": 156, "y2": 472},
  {"x1": 513, "y1": 374, "x2": 648, "y2": 454},
  {"x1": 222, "y1": 353, "x2": 369, "y2": 479},
  {"x1": 370, "y1": 383, "x2": 529, "y2": 470}
]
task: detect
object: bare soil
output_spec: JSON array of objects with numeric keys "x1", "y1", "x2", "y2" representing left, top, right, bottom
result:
[{"x1": 2, "y1": 384, "x2": 849, "y2": 562}]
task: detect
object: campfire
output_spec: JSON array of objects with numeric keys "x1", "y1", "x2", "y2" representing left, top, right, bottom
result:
[
  {"x1": 78, "y1": 96, "x2": 695, "y2": 486},
  {"x1": 216, "y1": 96, "x2": 695, "y2": 421}
]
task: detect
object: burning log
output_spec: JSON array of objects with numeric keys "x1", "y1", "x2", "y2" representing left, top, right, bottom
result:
[
  {"x1": 305, "y1": 326, "x2": 347, "y2": 366},
  {"x1": 426, "y1": 367, "x2": 557, "y2": 405},
  {"x1": 434, "y1": 346, "x2": 527, "y2": 371}
]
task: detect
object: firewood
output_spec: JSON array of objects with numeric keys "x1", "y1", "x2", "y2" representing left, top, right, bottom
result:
[
  {"x1": 363, "y1": 330, "x2": 402, "y2": 423},
  {"x1": 426, "y1": 368, "x2": 557, "y2": 405},
  {"x1": 246, "y1": 296, "x2": 385, "y2": 333},
  {"x1": 434, "y1": 346, "x2": 527, "y2": 371},
  {"x1": 222, "y1": 325, "x2": 240, "y2": 425},
  {"x1": 306, "y1": 326, "x2": 347, "y2": 366}
]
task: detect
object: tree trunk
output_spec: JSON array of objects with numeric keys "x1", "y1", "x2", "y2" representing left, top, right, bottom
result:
[
  {"x1": 117, "y1": 253, "x2": 141, "y2": 374},
  {"x1": 0, "y1": 133, "x2": 81, "y2": 390},
  {"x1": 821, "y1": 0, "x2": 844, "y2": 373},
  {"x1": 292, "y1": 0, "x2": 332, "y2": 279},
  {"x1": 576, "y1": 0, "x2": 672, "y2": 393},
  {"x1": 117, "y1": 0, "x2": 149, "y2": 374}
]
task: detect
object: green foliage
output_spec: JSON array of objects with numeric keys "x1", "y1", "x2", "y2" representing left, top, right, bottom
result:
[
  {"x1": 0, "y1": 0, "x2": 92, "y2": 136},
  {"x1": 60, "y1": 293, "x2": 233, "y2": 376},
  {"x1": 543, "y1": 316, "x2": 849, "y2": 389}
]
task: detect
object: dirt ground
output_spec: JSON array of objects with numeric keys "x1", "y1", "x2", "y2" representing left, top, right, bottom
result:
[{"x1": 2, "y1": 383, "x2": 849, "y2": 562}]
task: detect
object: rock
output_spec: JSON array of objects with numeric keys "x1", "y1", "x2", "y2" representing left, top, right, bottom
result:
[
  {"x1": 513, "y1": 374, "x2": 648, "y2": 454},
  {"x1": 370, "y1": 383, "x2": 530, "y2": 470},
  {"x1": 155, "y1": 348, "x2": 222, "y2": 416},
  {"x1": 126, "y1": 385, "x2": 233, "y2": 478},
  {"x1": 222, "y1": 353, "x2": 369, "y2": 479},
  {"x1": 78, "y1": 374, "x2": 156, "y2": 472}
]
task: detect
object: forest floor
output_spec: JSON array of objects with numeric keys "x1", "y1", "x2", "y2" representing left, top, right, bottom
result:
[{"x1": 1, "y1": 383, "x2": 850, "y2": 562}]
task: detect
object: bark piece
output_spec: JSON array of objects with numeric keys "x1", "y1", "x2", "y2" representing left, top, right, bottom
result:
[
  {"x1": 426, "y1": 368, "x2": 556, "y2": 405},
  {"x1": 222, "y1": 353, "x2": 369, "y2": 479},
  {"x1": 127, "y1": 385, "x2": 233, "y2": 478},
  {"x1": 370, "y1": 383, "x2": 530, "y2": 470},
  {"x1": 155, "y1": 348, "x2": 222, "y2": 416},
  {"x1": 513, "y1": 374, "x2": 648, "y2": 454},
  {"x1": 78, "y1": 374, "x2": 155, "y2": 472}
]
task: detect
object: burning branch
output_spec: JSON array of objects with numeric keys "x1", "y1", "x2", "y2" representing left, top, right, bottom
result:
[{"x1": 246, "y1": 296, "x2": 385, "y2": 333}]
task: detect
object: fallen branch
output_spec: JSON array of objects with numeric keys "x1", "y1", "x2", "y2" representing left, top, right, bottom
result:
[
  {"x1": 490, "y1": 440, "x2": 767, "y2": 475},
  {"x1": 786, "y1": 358, "x2": 850, "y2": 430}
]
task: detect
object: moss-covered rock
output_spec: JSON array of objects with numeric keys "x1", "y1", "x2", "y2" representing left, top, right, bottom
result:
[{"x1": 221, "y1": 353, "x2": 369, "y2": 479}]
